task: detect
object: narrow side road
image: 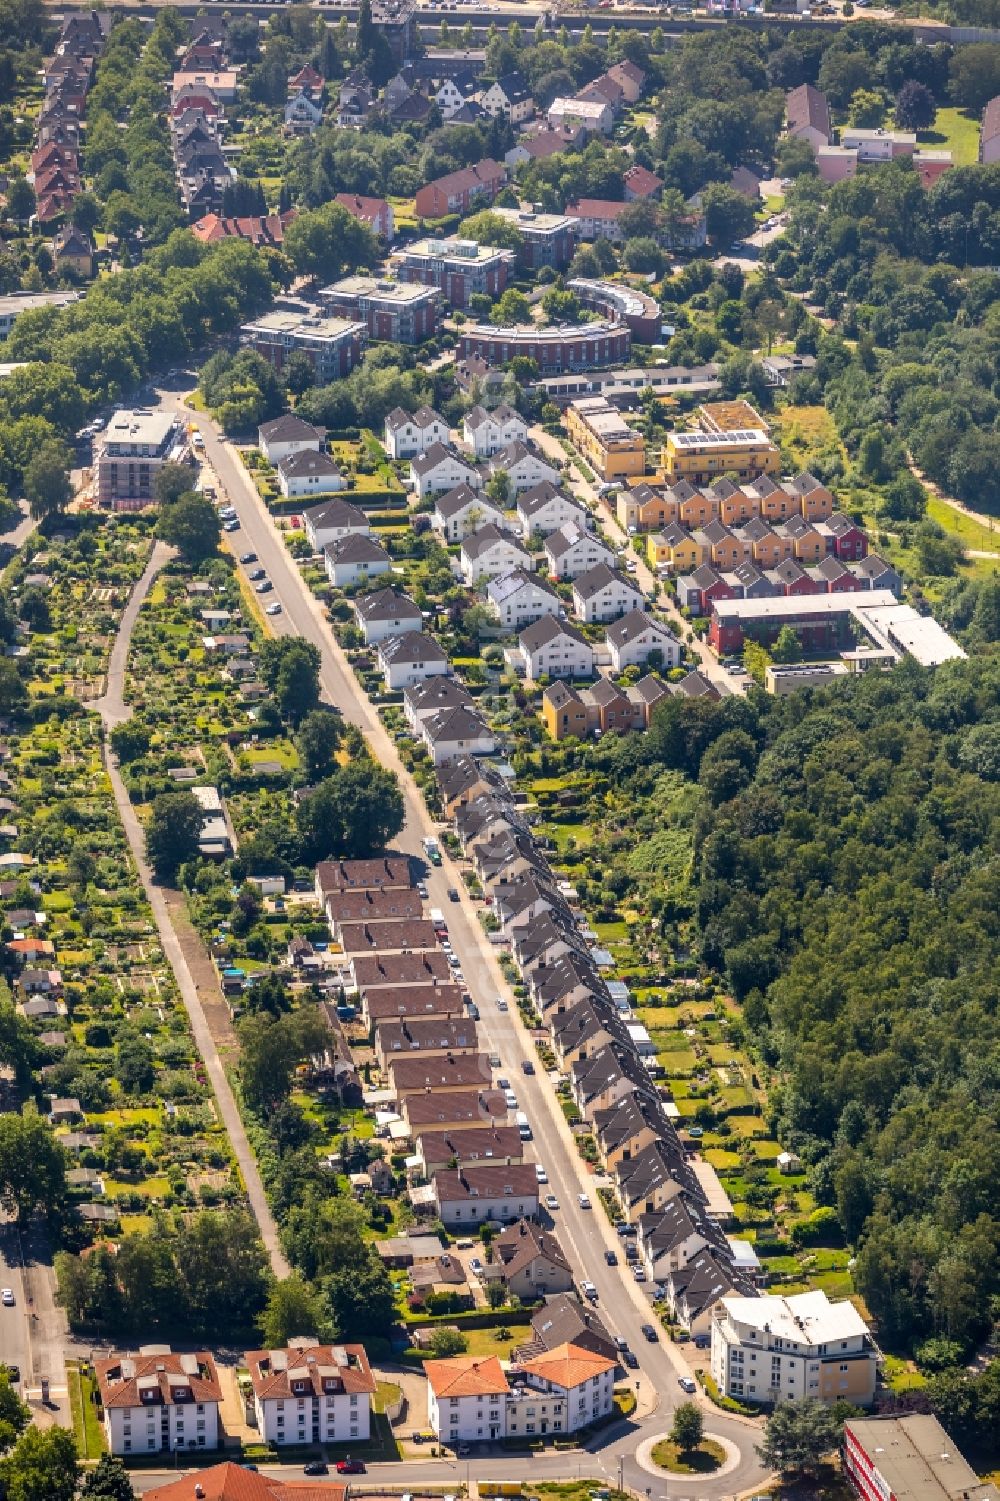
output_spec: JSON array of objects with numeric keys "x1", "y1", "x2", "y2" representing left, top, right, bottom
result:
[{"x1": 92, "y1": 539, "x2": 290, "y2": 1279}]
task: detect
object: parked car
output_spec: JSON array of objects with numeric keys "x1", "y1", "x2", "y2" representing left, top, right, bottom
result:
[
  {"x1": 255, "y1": 580, "x2": 273, "y2": 594},
  {"x1": 604, "y1": 1249, "x2": 618, "y2": 1266},
  {"x1": 447, "y1": 887, "x2": 460, "y2": 902},
  {"x1": 304, "y1": 1462, "x2": 328, "y2": 1476},
  {"x1": 535, "y1": 1163, "x2": 547, "y2": 1182},
  {"x1": 239, "y1": 552, "x2": 257, "y2": 564},
  {"x1": 248, "y1": 567, "x2": 266, "y2": 581},
  {"x1": 497, "y1": 998, "x2": 508, "y2": 1012},
  {"x1": 265, "y1": 602, "x2": 282, "y2": 616},
  {"x1": 0, "y1": 1289, "x2": 13, "y2": 1307},
  {"x1": 336, "y1": 1460, "x2": 366, "y2": 1474},
  {"x1": 633, "y1": 1266, "x2": 647, "y2": 1282},
  {"x1": 521, "y1": 1058, "x2": 534, "y2": 1074},
  {"x1": 678, "y1": 1377, "x2": 696, "y2": 1394},
  {"x1": 544, "y1": 1193, "x2": 559, "y2": 1211},
  {"x1": 223, "y1": 519, "x2": 240, "y2": 532},
  {"x1": 641, "y1": 1323, "x2": 658, "y2": 1342},
  {"x1": 622, "y1": 1349, "x2": 639, "y2": 1369},
  {"x1": 577, "y1": 1193, "x2": 591, "y2": 1209}
]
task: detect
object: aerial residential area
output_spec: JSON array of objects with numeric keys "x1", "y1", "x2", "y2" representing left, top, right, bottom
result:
[{"x1": 0, "y1": 0, "x2": 999, "y2": 1496}]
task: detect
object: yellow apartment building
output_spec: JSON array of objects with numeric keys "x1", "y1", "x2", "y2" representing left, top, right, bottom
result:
[
  {"x1": 566, "y1": 397, "x2": 645, "y2": 483},
  {"x1": 664, "y1": 428, "x2": 781, "y2": 487}
]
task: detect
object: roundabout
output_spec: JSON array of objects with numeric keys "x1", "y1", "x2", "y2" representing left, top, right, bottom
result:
[{"x1": 635, "y1": 1430, "x2": 744, "y2": 1482}]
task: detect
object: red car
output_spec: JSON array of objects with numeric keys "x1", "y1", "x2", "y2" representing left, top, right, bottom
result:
[{"x1": 336, "y1": 1460, "x2": 366, "y2": 1475}]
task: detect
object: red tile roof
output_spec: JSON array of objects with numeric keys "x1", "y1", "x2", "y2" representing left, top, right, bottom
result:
[
  {"x1": 95, "y1": 1351, "x2": 222, "y2": 1411},
  {"x1": 245, "y1": 1343, "x2": 376, "y2": 1403},
  {"x1": 146, "y1": 1463, "x2": 346, "y2": 1501}
]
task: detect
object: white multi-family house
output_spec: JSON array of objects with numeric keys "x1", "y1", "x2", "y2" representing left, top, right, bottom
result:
[
  {"x1": 404, "y1": 677, "x2": 476, "y2": 731},
  {"x1": 284, "y1": 90, "x2": 324, "y2": 133},
  {"x1": 425, "y1": 1355, "x2": 510, "y2": 1445},
  {"x1": 421, "y1": 706, "x2": 496, "y2": 766},
  {"x1": 245, "y1": 1342, "x2": 376, "y2": 1447},
  {"x1": 486, "y1": 568, "x2": 562, "y2": 630},
  {"x1": 258, "y1": 414, "x2": 325, "y2": 466},
  {"x1": 463, "y1": 404, "x2": 529, "y2": 460},
  {"x1": 433, "y1": 485, "x2": 505, "y2": 543},
  {"x1": 545, "y1": 522, "x2": 616, "y2": 580},
  {"x1": 518, "y1": 616, "x2": 594, "y2": 682},
  {"x1": 324, "y1": 534, "x2": 391, "y2": 589},
  {"x1": 480, "y1": 72, "x2": 535, "y2": 125},
  {"x1": 490, "y1": 440, "x2": 561, "y2": 496},
  {"x1": 277, "y1": 449, "x2": 346, "y2": 501},
  {"x1": 410, "y1": 443, "x2": 482, "y2": 500},
  {"x1": 432, "y1": 1163, "x2": 540, "y2": 1225},
  {"x1": 571, "y1": 563, "x2": 644, "y2": 624},
  {"x1": 304, "y1": 497, "x2": 369, "y2": 552},
  {"x1": 352, "y1": 586, "x2": 422, "y2": 645},
  {"x1": 606, "y1": 609, "x2": 681, "y2": 671},
  {"x1": 96, "y1": 1349, "x2": 222, "y2": 1457},
  {"x1": 461, "y1": 525, "x2": 532, "y2": 585},
  {"x1": 377, "y1": 630, "x2": 451, "y2": 691},
  {"x1": 710, "y1": 1289, "x2": 877, "y2": 1407},
  {"x1": 384, "y1": 405, "x2": 449, "y2": 460},
  {"x1": 436, "y1": 73, "x2": 478, "y2": 119},
  {"x1": 517, "y1": 483, "x2": 590, "y2": 539},
  {"x1": 507, "y1": 1344, "x2": 616, "y2": 1437}
]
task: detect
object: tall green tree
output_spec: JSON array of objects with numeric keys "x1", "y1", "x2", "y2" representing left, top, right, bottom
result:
[{"x1": 143, "y1": 791, "x2": 203, "y2": 881}]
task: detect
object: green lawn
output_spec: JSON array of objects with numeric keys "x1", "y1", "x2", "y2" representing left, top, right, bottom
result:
[
  {"x1": 926, "y1": 495, "x2": 1000, "y2": 556},
  {"x1": 67, "y1": 1364, "x2": 106, "y2": 1459},
  {"x1": 920, "y1": 107, "x2": 980, "y2": 167}
]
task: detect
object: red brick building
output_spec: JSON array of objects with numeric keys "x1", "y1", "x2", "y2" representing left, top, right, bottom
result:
[
  {"x1": 334, "y1": 192, "x2": 395, "y2": 240},
  {"x1": 320, "y1": 276, "x2": 438, "y2": 343},
  {"x1": 396, "y1": 237, "x2": 511, "y2": 309},
  {"x1": 414, "y1": 158, "x2": 507, "y2": 219}
]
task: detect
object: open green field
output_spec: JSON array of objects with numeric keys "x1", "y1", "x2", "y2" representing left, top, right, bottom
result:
[{"x1": 919, "y1": 107, "x2": 980, "y2": 166}]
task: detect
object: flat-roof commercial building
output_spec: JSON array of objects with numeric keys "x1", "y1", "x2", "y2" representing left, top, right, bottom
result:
[
  {"x1": 240, "y1": 310, "x2": 366, "y2": 382},
  {"x1": 458, "y1": 319, "x2": 631, "y2": 373},
  {"x1": 95, "y1": 408, "x2": 188, "y2": 510},
  {"x1": 493, "y1": 207, "x2": 576, "y2": 271},
  {"x1": 844, "y1": 1415, "x2": 1000, "y2": 1501},
  {"x1": 568, "y1": 278, "x2": 661, "y2": 342},
  {"x1": 565, "y1": 396, "x2": 644, "y2": 482},
  {"x1": 395, "y1": 237, "x2": 512, "y2": 309},
  {"x1": 319, "y1": 276, "x2": 438, "y2": 344},
  {"x1": 709, "y1": 591, "x2": 965, "y2": 668},
  {"x1": 664, "y1": 428, "x2": 781, "y2": 487},
  {"x1": 0, "y1": 289, "x2": 80, "y2": 339}
]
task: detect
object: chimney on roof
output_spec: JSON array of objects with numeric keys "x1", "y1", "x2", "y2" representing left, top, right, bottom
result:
[{"x1": 195, "y1": 1489, "x2": 205, "y2": 1500}]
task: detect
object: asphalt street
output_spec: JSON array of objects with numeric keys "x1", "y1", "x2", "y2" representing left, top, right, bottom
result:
[{"x1": 155, "y1": 385, "x2": 768, "y2": 1500}]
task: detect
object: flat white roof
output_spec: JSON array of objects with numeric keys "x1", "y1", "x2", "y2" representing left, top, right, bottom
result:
[
  {"x1": 713, "y1": 589, "x2": 899, "y2": 623},
  {"x1": 722, "y1": 1288, "x2": 870, "y2": 1344},
  {"x1": 855, "y1": 601, "x2": 967, "y2": 667}
]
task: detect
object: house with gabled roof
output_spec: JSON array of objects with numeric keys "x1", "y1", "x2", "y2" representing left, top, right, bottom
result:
[
  {"x1": 384, "y1": 404, "x2": 449, "y2": 460},
  {"x1": 487, "y1": 568, "x2": 561, "y2": 631},
  {"x1": 353, "y1": 586, "x2": 422, "y2": 645},
  {"x1": 411, "y1": 442, "x2": 481, "y2": 500},
  {"x1": 433, "y1": 485, "x2": 504, "y2": 542},
  {"x1": 96, "y1": 1348, "x2": 222, "y2": 1455},
  {"x1": 605, "y1": 608, "x2": 680, "y2": 671},
  {"x1": 517, "y1": 616, "x2": 594, "y2": 682},
  {"x1": 245, "y1": 1341, "x2": 376, "y2": 1447},
  {"x1": 461, "y1": 526, "x2": 532, "y2": 585},
  {"x1": 571, "y1": 563, "x2": 643, "y2": 624}
]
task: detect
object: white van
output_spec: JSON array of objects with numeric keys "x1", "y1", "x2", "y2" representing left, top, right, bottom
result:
[{"x1": 516, "y1": 1110, "x2": 532, "y2": 1140}]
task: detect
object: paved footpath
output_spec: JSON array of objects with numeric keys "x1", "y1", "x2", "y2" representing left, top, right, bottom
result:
[{"x1": 93, "y1": 539, "x2": 290, "y2": 1278}]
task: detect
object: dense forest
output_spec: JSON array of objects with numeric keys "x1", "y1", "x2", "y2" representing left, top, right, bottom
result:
[{"x1": 596, "y1": 661, "x2": 1000, "y2": 1355}]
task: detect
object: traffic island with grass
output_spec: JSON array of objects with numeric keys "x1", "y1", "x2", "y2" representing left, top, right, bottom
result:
[{"x1": 649, "y1": 1437, "x2": 726, "y2": 1474}]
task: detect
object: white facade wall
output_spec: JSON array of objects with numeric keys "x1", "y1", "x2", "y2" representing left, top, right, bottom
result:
[
  {"x1": 280, "y1": 468, "x2": 347, "y2": 501},
  {"x1": 433, "y1": 498, "x2": 504, "y2": 542},
  {"x1": 461, "y1": 541, "x2": 531, "y2": 585},
  {"x1": 414, "y1": 458, "x2": 482, "y2": 499},
  {"x1": 548, "y1": 537, "x2": 615, "y2": 580},
  {"x1": 381, "y1": 652, "x2": 451, "y2": 692},
  {"x1": 423, "y1": 725, "x2": 496, "y2": 767},
  {"x1": 255, "y1": 1390, "x2": 371, "y2": 1447},
  {"x1": 435, "y1": 1191, "x2": 539, "y2": 1225},
  {"x1": 105, "y1": 1401, "x2": 220, "y2": 1457},
  {"x1": 385, "y1": 416, "x2": 449, "y2": 460},
  {"x1": 306, "y1": 513, "x2": 368, "y2": 552},
  {"x1": 324, "y1": 552, "x2": 391, "y2": 589},
  {"x1": 429, "y1": 1388, "x2": 507, "y2": 1443},
  {"x1": 609, "y1": 626, "x2": 680, "y2": 671},
  {"x1": 464, "y1": 413, "x2": 529, "y2": 459},
  {"x1": 574, "y1": 580, "x2": 643, "y2": 623},
  {"x1": 522, "y1": 637, "x2": 594, "y2": 682},
  {"x1": 491, "y1": 583, "x2": 561, "y2": 630},
  {"x1": 357, "y1": 609, "x2": 422, "y2": 646},
  {"x1": 261, "y1": 434, "x2": 321, "y2": 466}
]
